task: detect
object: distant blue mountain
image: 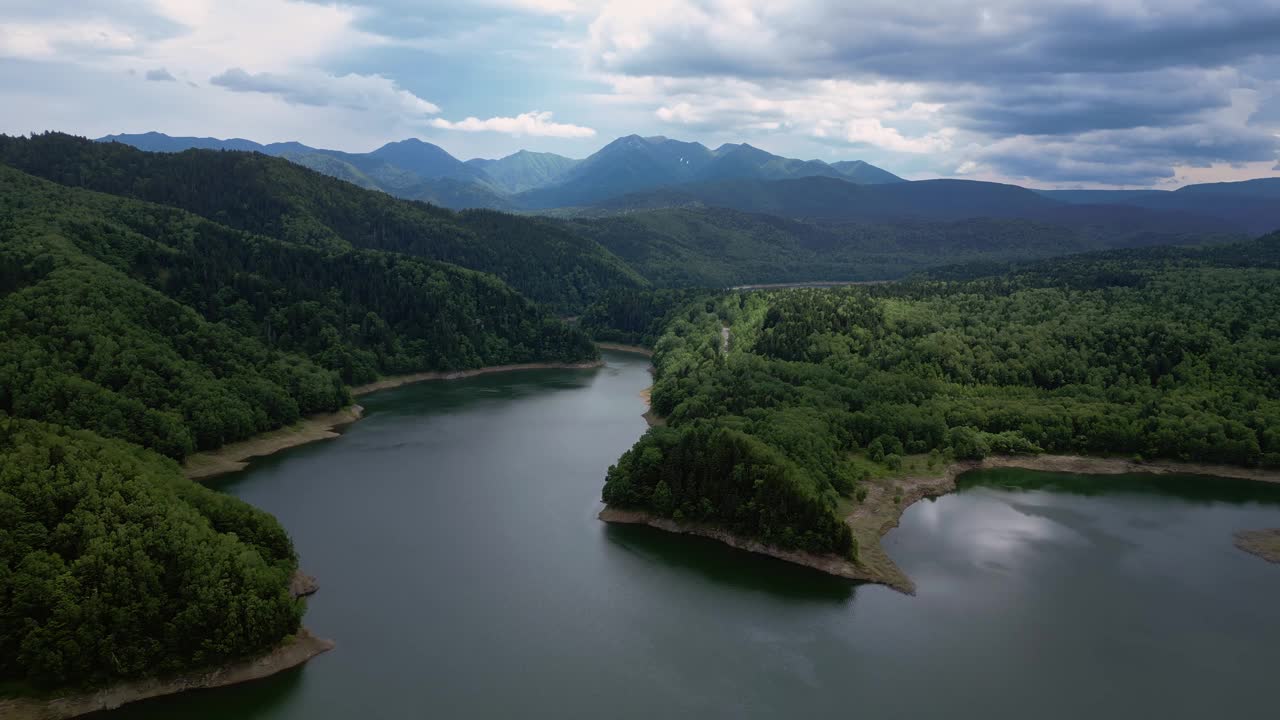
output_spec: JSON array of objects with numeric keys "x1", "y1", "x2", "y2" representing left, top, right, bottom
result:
[
  {"x1": 515, "y1": 135, "x2": 904, "y2": 209},
  {"x1": 97, "y1": 132, "x2": 904, "y2": 212},
  {"x1": 1039, "y1": 178, "x2": 1280, "y2": 234}
]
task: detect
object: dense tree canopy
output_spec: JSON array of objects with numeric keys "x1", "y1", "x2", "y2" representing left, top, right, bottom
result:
[
  {"x1": 602, "y1": 235, "x2": 1280, "y2": 556},
  {"x1": 0, "y1": 165, "x2": 597, "y2": 459},
  {"x1": 0, "y1": 418, "x2": 301, "y2": 689},
  {"x1": 0, "y1": 133, "x2": 644, "y2": 313},
  {"x1": 0, "y1": 150, "x2": 605, "y2": 690},
  {"x1": 568, "y1": 206, "x2": 1241, "y2": 288}
]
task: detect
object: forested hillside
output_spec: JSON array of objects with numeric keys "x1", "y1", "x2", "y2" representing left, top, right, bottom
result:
[
  {"x1": 568, "y1": 206, "x2": 1242, "y2": 287},
  {"x1": 0, "y1": 160, "x2": 600, "y2": 690},
  {"x1": 0, "y1": 164, "x2": 597, "y2": 455},
  {"x1": 0, "y1": 133, "x2": 643, "y2": 312},
  {"x1": 601, "y1": 235, "x2": 1280, "y2": 558},
  {"x1": 0, "y1": 420, "x2": 302, "y2": 689}
]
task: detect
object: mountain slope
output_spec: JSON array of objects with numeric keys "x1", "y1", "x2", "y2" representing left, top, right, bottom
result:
[
  {"x1": 1174, "y1": 177, "x2": 1280, "y2": 198},
  {"x1": 0, "y1": 163, "x2": 597, "y2": 428},
  {"x1": 568, "y1": 205, "x2": 1243, "y2": 287},
  {"x1": 367, "y1": 138, "x2": 490, "y2": 183},
  {"x1": 98, "y1": 132, "x2": 904, "y2": 211},
  {"x1": 4, "y1": 133, "x2": 644, "y2": 312},
  {"x1": 0, "y1": 160, "x2": 600, "y2": 692},
  {"x1": 830, "y1": 159, "x2": 905, "y2": 184},
  {"x1": 516, "y1": 135, "x2": 901, "y2": 209},
  {"x1": 517, "y1": 135, "x2": 712, "y2": 208},
  {"x1": 98, "y1": 131, "x2": 268, "y2": 153},
  {"x1": 466, "y1": 150, "x2": 580, "y2": 193},
  {"x1": 593, "y1": 176, "x2": 1062, "y2": 221},
  {"x1": 1039, "y1": 178, "x2": 1280, "y2": 234}
]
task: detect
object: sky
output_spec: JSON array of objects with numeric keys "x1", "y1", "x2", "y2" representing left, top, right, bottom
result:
[{"x1": 2, "y1": 0, "x2": 1279, "y2": 188}]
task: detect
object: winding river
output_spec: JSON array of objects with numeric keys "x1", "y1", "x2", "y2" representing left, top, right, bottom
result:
[{"x1": 98, "y1": 351, "x2": 1280, "y2": 719}]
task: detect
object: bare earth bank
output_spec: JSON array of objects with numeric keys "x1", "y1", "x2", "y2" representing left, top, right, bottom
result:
[
  {"x1": 183, "y1": 360, "x2": 607, "y2": 482},
  {"x1": 1234, "y1": 529, "x2": 1280, "y2": 563},
  {"x1": 348, "y1": 360, "x2": 604, "y2": 396},
  {"x1": 601, "y1": 455, "x2": 1280, "y2": 595},
  {"x1": 182, "y1": 405, "x2": 365, "y2": 481},
  {"x1": 0, "y1": 630, "x2": 334, "y2": 720},
  {"x1": 595, "y1": 342, "x2": 654, "y2": 357}
]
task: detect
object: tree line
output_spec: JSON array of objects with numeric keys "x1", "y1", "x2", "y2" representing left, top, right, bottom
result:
[{"x1": 598, "y1": 234, "x2": 1280, "y2": 557}]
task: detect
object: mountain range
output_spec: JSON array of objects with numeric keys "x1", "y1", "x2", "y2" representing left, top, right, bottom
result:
[{"x1": 97, "y1": 132, "x2": 903, "y2": 211}]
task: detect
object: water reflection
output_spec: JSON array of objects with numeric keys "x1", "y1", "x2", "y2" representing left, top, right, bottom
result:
[
  {"x1": 603, "y1": 524, "x2": 857, "y2": 604},
  {"x1": 86, "y1": 662, "x2": 307, "y2": 720},
  {"x1": 960, "y1": 468, "x2": 1280, "y2": 505}
]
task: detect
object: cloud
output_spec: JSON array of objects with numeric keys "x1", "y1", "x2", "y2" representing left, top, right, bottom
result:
[
  {"x1": 587, "y1": 0, "x2": 1280, "y2": 82},
  {"x1": 582, "y1": 0, "x2": 1280, "y2": 185},
  {"x1": 0, "y1": 20, "x2": 142, "y2": 60},
  {"x1": 210, "y1": 67, "x2": 440, "y2": 115},
  {"x1": 603, "y1": 74, "x2": 953, "y2": 153},
  {"x1": 977, "y1": 122, "x2": 1280, "y2": 185},
  {"x1": 430, "y1": 111, "x2": 595, "y2": 137},
  {"x1": 145, "y1": 67, "x2": 176, "y2": 82}
]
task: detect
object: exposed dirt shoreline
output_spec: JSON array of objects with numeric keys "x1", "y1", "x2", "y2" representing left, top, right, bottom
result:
[
  {"x1": 1234, "y1": 529, "x2": 1280, "y2": 563},
  {"x1": 0, "y1": 574, "x2": 328, "y2": 720},
  {"x1": 348, "y1": 359, "x2": 605, "y2": 395},
  {"x1": 182, "y1": 405, "x2": 366, "y2": 480},
  {"x1": 601, "y1": 454, "x2": 1280, "y2": 594},
  {"x1": 99, "y1": 357, "x2": 601, "y2": 716},
  {"x1": 595, "y1": 342, "x2": 654, "y2": 357},
  {"x1": 0, "y1": 630, "x2": 334, "y2": 720},
  {"x1": 182, "y1": 359, "x2": 606, "y2": 482}
]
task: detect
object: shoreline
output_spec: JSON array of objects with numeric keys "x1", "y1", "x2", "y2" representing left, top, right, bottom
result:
[
  {"x1": 349, "y1": 359, "x2": 605, "y2": 396},
  {"x1": 183, "y1": 359, "x2": 607, "y2": 482},
  {"x1": 599, "y1": 507, "x2": 869, "y2": 582},
  {"x1": 595, "y1": 342, "x2": 654, "y2": 357},
  {"x1": 0, "y1": 630, "x2": 334, "y2": 720},
  {"x1": 182, "y1": 405, "x2": 365, "y2": 480},
  {"x1": 602, "y1": 454, "x2": 1280, "y2": 594},
  {"x1": 1234, "y1": 529, "x2": 1280, "y2": 563}
]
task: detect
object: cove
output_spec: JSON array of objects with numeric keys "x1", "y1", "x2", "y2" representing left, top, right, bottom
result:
[{"x1": 94, "y1": 351, "x2": 1280, "y2": 719}]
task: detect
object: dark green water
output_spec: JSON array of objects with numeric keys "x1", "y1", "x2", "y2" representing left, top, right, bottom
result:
[{"x1": 102, "y1": 351, "x2": 1280, "y2": 719}]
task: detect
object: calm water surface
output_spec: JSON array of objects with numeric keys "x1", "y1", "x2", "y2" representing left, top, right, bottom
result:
[{"x1": 102, "y1": 351, "x2": 1280, "y2": 719}]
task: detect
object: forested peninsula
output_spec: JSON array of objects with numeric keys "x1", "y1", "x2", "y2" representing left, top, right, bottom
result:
[
  {"x1": 595, "y1": 236, "x2": 1280, "y2": 588},
  {"x1": 0, "y1": 139, "x2": 605, "y2": 708}
]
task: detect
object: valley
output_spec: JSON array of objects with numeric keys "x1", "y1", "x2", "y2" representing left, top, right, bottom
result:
[
  {"x1": 0, "y1": 131, "x2": 1276, "y2": 718},
  {"x1": 8, "y1": 4, "x2": 1280, "y2": 718}
]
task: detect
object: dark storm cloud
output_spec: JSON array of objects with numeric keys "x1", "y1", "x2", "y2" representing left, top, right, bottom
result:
[
  {"x1": 943, "y1": 70, "x2": 1235, "y2": 136},
  {"x1": 592, "y1": 1, "x2": 1280, "y2": 83},
  {"x1": 980, "y1": 122, "x2": 1280, "y2": 185},
  {"x1": 589, "y1": 0, "x2": 1280, "y2": 184}
]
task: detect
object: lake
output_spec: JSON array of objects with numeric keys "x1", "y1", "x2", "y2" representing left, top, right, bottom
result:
[{"x1": 99, "y1": 350, "x2": 1280, "y2": 719}]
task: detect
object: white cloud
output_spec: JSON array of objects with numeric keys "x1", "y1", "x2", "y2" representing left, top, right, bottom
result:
[
  {"x1": 580, "y1": 0, "x2": 1280, "y2": 184},
  {"x1": 211, "y1": 68, "x2": 441, "y2": 115},
  {"x1": 431, "y1": 111, "x2": 596, "y2": 137},
  {"x1": 604, "y1": 74, "x2": 955, "y2": 154},
  {"x1": 0, "y1": 21, "x2": 140, "y2": 60}
]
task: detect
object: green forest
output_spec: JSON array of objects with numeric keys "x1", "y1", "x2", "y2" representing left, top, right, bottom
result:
[
  {"x1": 0, "y1": 133, "x2": 644, "y2": 313},
  {"x1": 600, "y1": 235, "x2": 1280, "y2": 557},
  {"x1": 2, "y1": 131, "x2": 1279, "y2": 695},
  {"x1": 567, "y1": 205, "x2": 1241, "y2": 288},
  {"x1": 0, "y1": 419, "x2": 300, "y2": 689},
  {"x1": 0, "y1": 151, "x2": 601, "y2": 690}
]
